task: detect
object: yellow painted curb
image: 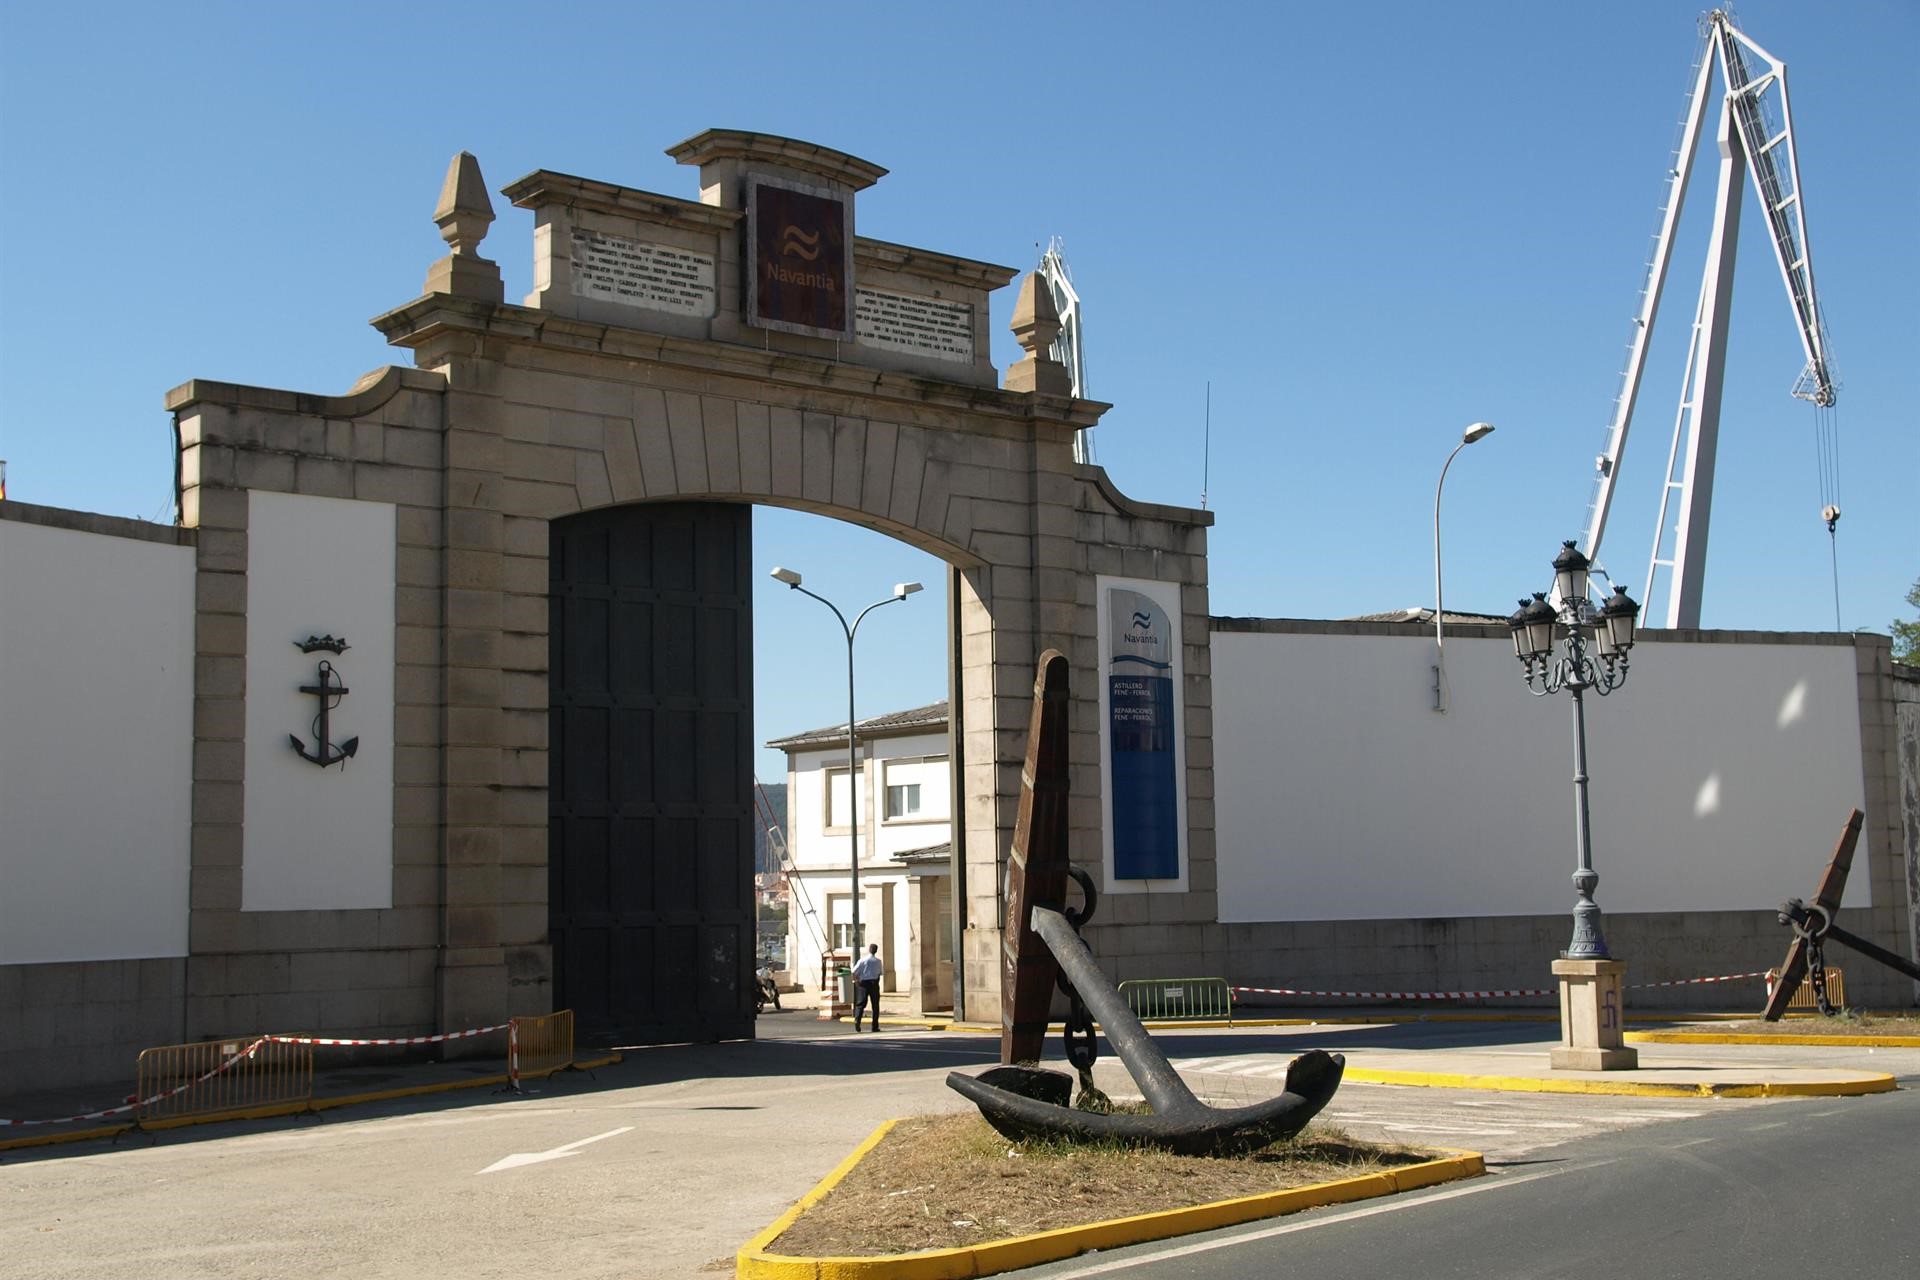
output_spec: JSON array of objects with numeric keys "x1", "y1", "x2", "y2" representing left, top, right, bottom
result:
[
  {"x1": 735, "y1": 1124, "x2": 1483, "y2": 1280},
  {"x1": 1343, "y1": 1065, "x2": 1898, "y2": 1098},
  {"x1": 0, "y1": 1053, "x2": 624, "y2": 1151},
  {"x1": 0, "y1": 1123, "x2": 131, "y2": 1152},
  {"x1": 1627, "y1": 1031, "x2": 1920, "y2": 1048}
]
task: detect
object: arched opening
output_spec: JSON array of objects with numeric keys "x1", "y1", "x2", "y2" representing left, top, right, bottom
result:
[
  {"x1": 750, "y1": 505, "x2": 957, "y2": 1024},
  {"x1": 547, "y1": 498, "x2": 961, "y2": 1043}
]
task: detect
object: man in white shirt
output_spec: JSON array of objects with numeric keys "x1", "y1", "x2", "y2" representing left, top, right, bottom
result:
[{"x1": 850, "y1": 943, "x2": 883, "y2": 1032}]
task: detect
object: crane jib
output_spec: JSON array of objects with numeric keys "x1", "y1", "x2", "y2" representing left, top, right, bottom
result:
[{"x1": 1582, "y1": 10, "x2": 1836, "y2": 630}]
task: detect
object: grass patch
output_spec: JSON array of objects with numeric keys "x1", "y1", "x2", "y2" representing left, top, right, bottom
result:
[
  {"x1": 1690, "y1": 1010, "x2": 1920, "y2": 1037},
  {"x1": 768, "y1": 1112, "x2": 1436, "y2": 1258}
]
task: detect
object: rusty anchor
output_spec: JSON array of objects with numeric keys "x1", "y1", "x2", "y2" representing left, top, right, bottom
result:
[
  {"x1": 1765, "y1": 808, "x2": 1920, "y2": 1017},
  {"x1": 945, "y1": 649, "x2": 1343, "y2": 1156}
]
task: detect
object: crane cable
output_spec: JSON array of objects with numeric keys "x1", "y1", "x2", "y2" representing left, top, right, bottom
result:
[{"x1": 1813, "y1": 398, "x2": 1843, "y2": 630}]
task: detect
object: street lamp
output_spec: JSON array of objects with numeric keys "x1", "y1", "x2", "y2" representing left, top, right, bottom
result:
[
  {"x1": 1432, "y1": 421, "x2": 1495, "y2": 712},
  {"x1": 1506, "y1": 541, "x2": 1640, "y2": 960},
  {"x1": 769, "y1": 568, "x2": 923, "y2": 965}
]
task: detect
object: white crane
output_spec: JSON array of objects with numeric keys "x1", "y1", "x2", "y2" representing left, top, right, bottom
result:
[
  {"x1": 1581, "y1": 10, "x2": 1838, "y2": 628},
  {"x1": 1037, "y1": 238, "x2": 1095, "y2": 464}
]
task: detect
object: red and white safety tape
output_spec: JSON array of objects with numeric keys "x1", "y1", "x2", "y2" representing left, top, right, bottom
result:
[
  {"x1": 265, "y1": 1024, "x2": 508, "y2": 1047},
  {"x1": 0, "y1": 1036, "x2": 270, "y2": 1129},
  {"x1": 1232, "y1": 970, "x2": 1774, "y2": 1003},
  {"x1": 1628, "y1": 970, "x2": 1770, "y2": 989},
  {"x1": 1233, "y1": 985, "x2": 1551, "y2": 1000},
  {"x1": 2, "y1": 1021, "x2": 512, "y2": 1129}
]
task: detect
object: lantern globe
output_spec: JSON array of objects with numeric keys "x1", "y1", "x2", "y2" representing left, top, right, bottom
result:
[
  {"x1": 1598, "y1": 585, "x2": 1641, "y2": 656},
  {"x1": 1552, "y1": 541, "x2": 1591, "y2": 608}
]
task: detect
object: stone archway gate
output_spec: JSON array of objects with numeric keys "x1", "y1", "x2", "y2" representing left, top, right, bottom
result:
[{"x1": 166, "y1": 131, "x2": 1213, "y2": 1041}]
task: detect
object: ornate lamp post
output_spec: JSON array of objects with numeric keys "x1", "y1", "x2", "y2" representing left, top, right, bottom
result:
[
  {"x1": 1508, "y1": 541, "x2": 1642, "y2": 1069},
  {"x1": 769, "y1": 568, "x2": 922, "y2": 964}
]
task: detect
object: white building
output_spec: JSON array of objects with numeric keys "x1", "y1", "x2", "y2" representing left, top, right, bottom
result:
[{"x1": 767, "y1": 703, "x2": 954, "y2": 1010}]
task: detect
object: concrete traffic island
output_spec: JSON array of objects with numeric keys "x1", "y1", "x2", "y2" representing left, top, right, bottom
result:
[{"x1": 734, "y1": 1117, "x2": 1484, "y2": 1280}]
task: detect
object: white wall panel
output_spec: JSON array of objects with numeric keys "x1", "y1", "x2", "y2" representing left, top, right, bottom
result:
[
  {"x1": 0, "y1": 520, "x2": 194, "y2": 962},
  {"x1": 1214, "y1": 629, "x2": 1866, "y2": 923},
  {"x1": 242, "y1": 492, "x2": 395, "y2": 911}
]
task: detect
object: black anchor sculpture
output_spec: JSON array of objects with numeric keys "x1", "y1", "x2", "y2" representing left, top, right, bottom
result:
[
  {"x1": 945, "y1": 649, "x2": 1343, "y2": 1157},
  {"x1": 288, "y1": 636, "x2": 358, "y2": 769},
  {"x1": 947, "y1": 904, "x2": 1345, "y2": 1157}
]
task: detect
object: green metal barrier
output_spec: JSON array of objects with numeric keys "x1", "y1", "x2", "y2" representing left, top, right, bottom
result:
[{"x1": 1117, "y1": 977, "x2": 1234, "y2": 1024}]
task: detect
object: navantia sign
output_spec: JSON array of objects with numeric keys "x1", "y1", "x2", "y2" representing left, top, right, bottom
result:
[{"x1": 745, "y1": 175, "x2": 852, "y2": 338}]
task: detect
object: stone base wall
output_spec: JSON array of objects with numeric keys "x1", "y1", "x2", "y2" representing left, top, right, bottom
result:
[
  {"x1": 1081, "y1": 904, "x2": 1915, "y2": 1014},
  {"x1": 184, "y1": 946, "x2": 438, "y2": 1042},
  {"x1": 1, "y1": 959, "x2": 186, "y2": 1093}
]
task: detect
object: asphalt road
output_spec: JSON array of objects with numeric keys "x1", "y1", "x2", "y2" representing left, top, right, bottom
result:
[
  {"x1": 1018, "y1": 1078, "x2": 1920, "y2": 1280},
  {"x1": 2, "y1": 1015, "x2": 1912, "y2": 1279}
]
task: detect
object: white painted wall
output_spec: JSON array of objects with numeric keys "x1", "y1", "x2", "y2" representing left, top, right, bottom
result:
[
  {"x1": 242, "y1": 492, "x2": 395, "y2": 911},
  {"x1": 786, "y1": 730, "x2": 950, "y2": 866},
  {"x1": 878, "y1": 753, "x2": 951, "y2": 843},
  {"x1": 1213, "y1": 628, "x2": 1868, "y2": 923},
  {"x1": 0, "y1": 519, "x2": 194, "y2": 963}
]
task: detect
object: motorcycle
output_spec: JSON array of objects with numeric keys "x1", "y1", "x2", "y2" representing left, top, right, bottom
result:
[{"x1": 754, "y1": 965, "x2": 782, "y2": 1012}]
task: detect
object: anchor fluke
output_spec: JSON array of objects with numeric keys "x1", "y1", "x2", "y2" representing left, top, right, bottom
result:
[{"x1": 947, "y1": 1051, "x2": 1344, "y2": 1158}]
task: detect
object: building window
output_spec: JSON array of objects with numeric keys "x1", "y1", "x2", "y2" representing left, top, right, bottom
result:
[
  {"x1": 824, "y1": 766, "x2": 863, "y2": 831},
  {"x1": 829, "y1": 896, "x2": 863, "y2": 952},
  {"x1": 880, "y1": 754, "x2": 946, "y2": 823},
  {"x1": 885, "y1": 782, "x2": 921, "y2": 819}
]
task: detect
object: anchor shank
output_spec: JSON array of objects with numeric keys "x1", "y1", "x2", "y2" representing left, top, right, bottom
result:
[{"x1": 1030, "y1": 906, "x2": 1201, "y2": 1118}]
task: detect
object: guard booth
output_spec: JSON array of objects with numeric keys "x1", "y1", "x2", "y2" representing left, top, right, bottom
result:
[{"x1": 818, "y1": 949, "x2": 853, "y2": 1020}]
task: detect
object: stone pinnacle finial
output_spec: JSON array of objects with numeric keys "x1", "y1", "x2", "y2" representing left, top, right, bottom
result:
[
  {"x1": 435, "y1": 151, "x2": 495, "y2": 254},
  {"x1": 425, "y1": 151, "x2": 502, "y2": 302},
  {"x1": 1004, "y1": 272, "x2": 1070, "y2": 395}
]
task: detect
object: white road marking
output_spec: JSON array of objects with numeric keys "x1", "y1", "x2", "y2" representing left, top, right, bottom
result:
[
  {"x1": 1035, "y1": 1167, "x2": 1566, "y2": 1278},
  {"x1": 477, "y1": 1125, "x2": 633, "y2": 1174}
]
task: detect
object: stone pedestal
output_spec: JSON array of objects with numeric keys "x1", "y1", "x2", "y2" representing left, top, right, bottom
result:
[{"x1": 1550, "y1": 958, "x2": 1638, "y2": 1070}]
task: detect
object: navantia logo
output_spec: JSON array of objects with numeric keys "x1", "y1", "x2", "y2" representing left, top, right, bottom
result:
[
  {"x1": 779, "y1": 225, "x2": 822, "y2": 261},
  {"x1": 1131, "y1": 611, "x2": 1153, "y2": 631}
]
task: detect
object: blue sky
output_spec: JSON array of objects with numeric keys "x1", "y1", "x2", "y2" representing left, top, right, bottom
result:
[{"x1": 2, "y1": 2, "x2": 1913, "y2": 787}]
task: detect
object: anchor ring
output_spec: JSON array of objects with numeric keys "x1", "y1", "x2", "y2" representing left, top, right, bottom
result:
[
  {"x1": 1786, "y1": 900, "x2": 1831, "y2": 942},
  {"x1": 1063, "y1": 866, "x2": 1098, "y2": 930}
]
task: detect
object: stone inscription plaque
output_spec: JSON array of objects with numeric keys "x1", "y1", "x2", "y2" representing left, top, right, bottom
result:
[
  {"x1": 855, "y1": 288, "x2": 973, "y2": 363},
  {"x1": 569, "y1": 229, "x2": 716, "y2": 317}
]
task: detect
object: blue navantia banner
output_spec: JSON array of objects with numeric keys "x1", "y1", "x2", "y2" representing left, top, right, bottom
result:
[{"x1": 1106, "y1": 586, "x2": 1181, "y2": 880}]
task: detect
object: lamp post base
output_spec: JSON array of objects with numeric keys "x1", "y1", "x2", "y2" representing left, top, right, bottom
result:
[{"x1": 1549, "y1": 958, "x2": 1638, "y2": 1071}]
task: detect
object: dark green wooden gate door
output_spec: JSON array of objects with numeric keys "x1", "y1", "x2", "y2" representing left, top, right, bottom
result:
[{"x1": 548, "y1": 502, "x2": 754, "y2": 1043}]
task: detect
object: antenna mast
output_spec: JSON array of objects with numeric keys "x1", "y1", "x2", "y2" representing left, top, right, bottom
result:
[{"x1": 1200, "y1": 382, "x2": 1211, "y2": 510}]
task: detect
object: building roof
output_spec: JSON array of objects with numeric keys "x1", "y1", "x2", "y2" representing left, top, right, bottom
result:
[
  {"x1": 765, "y1": 700, "x2": 949, "y2": 752},
  {"x1": 890, "y1": 841, "x2": 952, "y2": 872},
  {"x1": 1343, "y1": 606, "x2": 1513, "y2": 626}
]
